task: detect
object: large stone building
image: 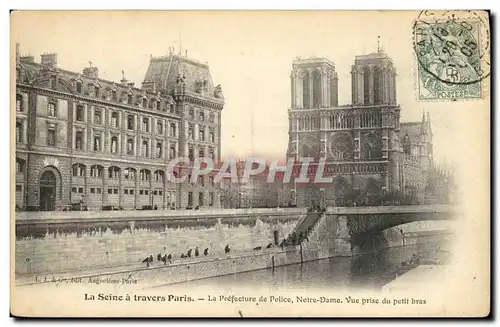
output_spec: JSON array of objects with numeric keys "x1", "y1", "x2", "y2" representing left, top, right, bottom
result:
[
  {"x1": 15, "y1": 44, "x2": 224, "y2": 211},
  {"x1": 286, "y1": 48, "x2": 435, "y2": 207}
]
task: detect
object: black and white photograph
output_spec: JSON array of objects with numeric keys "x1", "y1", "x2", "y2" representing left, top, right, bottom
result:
[{"x1": 10, "y1": 10, "x2": 490, "y2": 318}]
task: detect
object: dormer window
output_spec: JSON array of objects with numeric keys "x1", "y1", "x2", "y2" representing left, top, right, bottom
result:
[
  {"x1": 76, "y1": 81, "x2": 82, "y2": 93},
  {"x1": 142, "y1": 98, "x2": 148, "y2": 108},
  {"x1": 127, "y1": 94, "x2": 133, "y2": 105},
  {"x1": 112, "y1": 89, "x2": 117, "y2": 101},
  {"x1": 95, "y1": 86, "x2": 100, "y2": 98}
]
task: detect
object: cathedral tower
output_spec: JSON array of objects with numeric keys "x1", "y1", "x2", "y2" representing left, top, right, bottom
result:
[
  {"x1": 351, "y1": 47, "x2": 397, "y2": 106},
  {"x1": 287, "y1": 58, "x2": 338, "y2": 159},
  {"x1": 290, "y1": 57, "x2": 338, "y2": 110}
]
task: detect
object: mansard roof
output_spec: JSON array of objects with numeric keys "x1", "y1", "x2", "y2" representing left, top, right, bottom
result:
[
  {"x1": 16, "y1": 56, "x2": 177, "y2": 112},
  {"x1": 142, "y1": 54, "x2": 224, "y2": 102}
]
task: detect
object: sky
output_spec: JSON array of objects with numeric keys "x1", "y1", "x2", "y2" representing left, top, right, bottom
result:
[{"x1": 11, "y1": 10, "x2": 487, "y2": 167}]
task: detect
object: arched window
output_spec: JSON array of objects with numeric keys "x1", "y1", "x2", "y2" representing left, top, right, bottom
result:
[
  {"x1": 108, "y1": 166, "x2": 120, "y2": 179},
  {"x1": 72, "y1": 163, "x2": 86, "y2": 177},
  {"x1": 154, "y1": 170, "x2": 164, "y2": 182},
  {"x1": 312, "y1": 70, "x2": 321, "y2": 108},
  {"x1": 90, "y1": 165, "x2": 103, "y2": 178},
  {"x1": 373, "y1": 66, "x2": 381, "y2": 104},
  {"x1": 330, "y1": 77, "x2": 337, "y2": 107},
  {"x1": 363, "y1": 67, "x2": 371, "y2": 105},
  {"x1": 142, "y1": 98, "x2": 148, "y2": 108},
  {"x1": 302, "y1": 70, "x2": 310, "y2": 108},
  {"x1": 140, "y1": 169, "x2": 150, "y2": 181},
  {"x1": 124, "y1": 168, "x2": 136, "y2": 180}
]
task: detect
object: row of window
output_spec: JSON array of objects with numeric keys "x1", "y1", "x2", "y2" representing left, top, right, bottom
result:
[
  {"x1": 74, "y1": 81, "x2": 177, "y2": 113},
  {"x1": 188, "y1": 145, "x2": 216, "y2": 162},
  {"x1": 188, "y1": 107, "x2": 215, "y2": 123},
  {"x1": 70, "y1": 164, "x2": 217, "y2": 186},
  {"x1": 75, "y1": 132, "x2": 178, "y2": 159},
  {"x1": 72, "y1": 187, "x2": 167, "y2": 196},
  {"x1": 72, "y1": 165, "x2": 167, "y2": 181},
  {"x1": 75, "y1": 106, "x2": 178, "y2": 137},
  {"x1": 188, "y1": 124, "x2": 216, "y2": 143}
]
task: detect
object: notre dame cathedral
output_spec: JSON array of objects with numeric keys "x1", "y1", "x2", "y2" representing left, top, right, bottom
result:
[{"x1": 286, "y1": 48, "x2": 434, "y2": 207}]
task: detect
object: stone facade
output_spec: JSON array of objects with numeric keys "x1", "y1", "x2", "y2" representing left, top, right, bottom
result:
[
  {"x1": 286, "y1": 49, "x2": 435, "y2": 207},
  {"x1": 15, "y1": 45, "x2": 224, "y2": 211}
]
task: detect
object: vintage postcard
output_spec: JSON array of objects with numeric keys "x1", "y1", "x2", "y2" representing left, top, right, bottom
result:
[{"x1": 10, "y1": 10, "x2": 490, "y2": 318}]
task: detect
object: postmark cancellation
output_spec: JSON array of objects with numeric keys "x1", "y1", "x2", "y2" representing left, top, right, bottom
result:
[{"x1": 413, "y1": 10, "x2": 490, "y2": 101}]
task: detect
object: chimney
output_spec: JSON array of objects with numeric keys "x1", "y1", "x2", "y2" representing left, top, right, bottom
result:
[
  {"x1": 40, "y1": 53, "x2": 58, "y2": 68},
  {"x1": 83, "y1": 66, "x2": 99, "y2": 79},
  {"x1": 120, "y1": 70, "x2": 129, "y2": 85},
  {"x1": 20, "y1": 55, "x2": 34, "y2": 63}
]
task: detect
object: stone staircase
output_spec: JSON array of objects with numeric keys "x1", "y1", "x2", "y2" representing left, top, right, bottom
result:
[{"x1": 285, "y1": 211, "x2": 323, "y2": 245}]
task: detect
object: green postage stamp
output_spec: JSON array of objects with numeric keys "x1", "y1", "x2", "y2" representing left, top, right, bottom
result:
[{"x1": 413, "y1": 10, "x2": 490, "y2": 101}]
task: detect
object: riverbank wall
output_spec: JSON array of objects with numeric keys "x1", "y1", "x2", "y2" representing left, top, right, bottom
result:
[
  {"x1": 15, "y1": 206, "x2": 455, "y2": 286},
  {"x1": 15, "y1": 208, "x2": 306, "y2": 276}
]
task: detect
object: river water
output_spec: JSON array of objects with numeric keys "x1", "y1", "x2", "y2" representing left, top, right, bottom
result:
[{"x1": 153, "y1": 233, "x2": 453, "y2": 292}]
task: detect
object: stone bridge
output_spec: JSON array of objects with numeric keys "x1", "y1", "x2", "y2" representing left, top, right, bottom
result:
[{"x1": 326, "y1": 204, "x2": 457, "y2": 253}]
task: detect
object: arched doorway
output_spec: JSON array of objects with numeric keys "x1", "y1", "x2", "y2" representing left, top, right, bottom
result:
[{"x1": 39, "y1": 171, "x2": 56, "y2": 211}]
